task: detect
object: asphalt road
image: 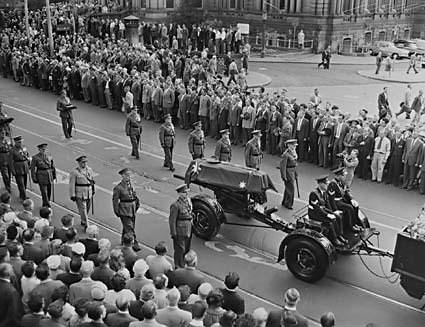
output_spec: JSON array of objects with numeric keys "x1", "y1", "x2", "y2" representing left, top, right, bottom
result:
[{"x1": 1, "y1": 76, "x2": 425, "y2": 327}]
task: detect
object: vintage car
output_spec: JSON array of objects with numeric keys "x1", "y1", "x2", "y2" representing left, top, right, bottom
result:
[{"x1": 369, "y1": 41, "x2": 410, "y2": 59}]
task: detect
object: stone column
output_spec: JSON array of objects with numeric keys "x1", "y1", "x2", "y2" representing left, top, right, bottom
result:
[
  {"x1": 330, "y1": 0, "x2": 337, "y2": 15},
  {"x1": 289, "y1": 0, "x2": 295, "y2": 13}
]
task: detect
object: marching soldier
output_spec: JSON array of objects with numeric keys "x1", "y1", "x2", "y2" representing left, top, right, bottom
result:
[
  {"x1": 214, "y1": 129, "x2": 232, "y2": 162},
  {"x1": 69, "y1": 155, "x2": 95, "y2": 228},
  {"x1": 280, "y1": 139, "x2": 298, "y2": 210},
  {"x1": 169, "y1": 184, "x2": 193, "y2": 268},
  {"x1": 245, "y1": 130, "x2": 263, "y2": 170},
  {"x1": 0, "y1": 100, "x2": 13, "y2": 137},
  {"x1": 188, "y1": 121, "x2": 205, "y2": 160},
  {"x1": 112, "y1": 168, "x2": 141, "y2": 251},
  {"x1": 126, "y1": 107, "x2": 143, "y2": 160},
  {"x1": 57, "y1": 89, "x2": 75, "y2": 139},
  {"x1": 159, "y1": 114, "x2": 175, "y2": 172},
  {"x1": 0, "y1": 128, "x2": 12, "y2": 193},
  {"x1": 10, "y1": 135, "x2": 30, "y2": 201},
  {"x1": 30, "y1": 143, "x2": 56, "y2": 207}
]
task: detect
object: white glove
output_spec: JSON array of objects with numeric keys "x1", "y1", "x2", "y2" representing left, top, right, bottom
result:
[
  {"x1": 327, "y1": 213, "x2": 336, "y2": 219},
  {"x1": 351, "y1": 199, "x2": 359, "y2": 207}
]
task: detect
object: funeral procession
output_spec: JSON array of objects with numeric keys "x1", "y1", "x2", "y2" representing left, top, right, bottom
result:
[{"x1": 2, "y1": 0, "x2": 425, "y2": 326}]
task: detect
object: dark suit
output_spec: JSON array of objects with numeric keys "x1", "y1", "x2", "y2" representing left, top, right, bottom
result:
[
  {"x1": 21, "y1": 313, "x2": 47, "y2": 327},
  {"x1": 56, "y1": 271, "x2": 82, "y2": 287},
  {"x1": 267, "y1": 111, "x2": 282, "y2": 155},
  {"x1": 91, "y1": 265, "x2": 114, "y2": 289},
  {"x1": 378, "y1": 92, "x2": 390, "y2": 118},
  {"x1": 308, "y1": 117, "x2": 321, "y2": 164},
  {"x1": 53, "y1": 227, "x2": 69, "y2": 243},
  {"x1": 280, "y1": 149, "x2": 297, "y2": 209},
  {"x1": 402, "y1": 137, "x2": 423, "y2": 189},
  {"x1": 386, "y1": 138, "x2": 405, "y2": 186},
  {"x1": 0, "y1": 279, "x2": 23, "y2": 327},
  {"x1": 331, "y1": 122, "x2": 349, "y2": 167},
  {"x1": 23, "y1": 242, "x2": 46, "y2": 265},
  {"x1": 357, "y1": 134, "x2": 374, "y2": 179},
  {"x1": 221, "y1": 288, "x2": 245, "y2": 315},
  {"x1": 293, "y1": 117, "x2": 309, "y2": 161},
  {"x1": 168, "y1": 267, "x2": 205, "y2": 294},
  {"x1": 81, "y1": 238, "x2": 99, "y2": 260},
  {"x1": 266, "y1": 309, "x2": 308, "y2": 327},
  {"x1": 104, "y1": 312, "x2": 137, "y2": 327}
]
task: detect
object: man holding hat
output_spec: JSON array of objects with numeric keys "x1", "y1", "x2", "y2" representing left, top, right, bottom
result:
[
  {"x1": 69, "y1": 155, "x2": 95, "y2": 228},
  {"x1": 10, "y1": 135, "x2": 30, "y2": 201},
  {"x1": 57, "y1": 89, "x2": 75, "y2": 139},
  {"x1": 280, "y1": 139, "x2": 298, "y2": 210},
  {"x1": 113, "y1": 168, "x2": 141, "y2": 251},
  {"x1": 30, "y1": 143, "x2": 56, "y2": 207},
  {"x1": 0, "y1": 128, "x2": 12, "y2": 193},
  {"x1": 159, "y1": 114, "x2": 175, "y2": 172},
  {"x1": 188, "y1": 121, "x2": 205, "y2": 160},
  {"x1": 245, "y1": 130, "x2": 263, "y2": 170},
  {"x1": 169, "y1": 184, "x2": 193, "y2": 268},
  {"x1": 214, "y1": 129, "x2": 232, "y2": 162},
  {"x1": 126, "y1": 107, "x2": 143, "y2": 160}
]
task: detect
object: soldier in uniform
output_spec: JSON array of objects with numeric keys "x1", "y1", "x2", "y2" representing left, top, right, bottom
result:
[
  {"x1": 245, "y1": 130, "x2": 263, "y2": 170},
  {"x1": 57, "y1": 89, "x2": 75, "y2": 139},
  {"x1": 126, "y1": 107, "x2": 143, "y2": 160},
  {"x1": 112, "y1": 168, "x2": 141, "y2": 251},
  {"x1": 169, "y1": 184, "x2": 193, "y2": 268},
  {"x1": 0, "y1": 128, "x2": 12, "y2": 193},
  {"x1": 214, "y1": 129, "x2": 232, "y2": 162},
  {"x1": 188, "y1": 121, "x2": 205, "y2": 160},
  {"x1": 308, "y1": 175, "x2": 347, "y2": 248},
  {"x1": 10, "y1": 135, "x2": 30, "y2": 201},
  {"x1": 159, "y1": 114, "x2": 175, "y2": 172},
  {"x1": 280, "y1": 139, "x2": 298, "y2": 210},
  {"x1": 30, "y1": 143, "x2": 56, "y2": 207},
  {"x1": 69, "y1": 155, "x2": 95, "y2": 228}
]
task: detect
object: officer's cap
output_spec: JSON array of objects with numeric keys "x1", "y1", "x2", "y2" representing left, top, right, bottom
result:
[
  {"x1": 76, "y1": 155, "x2": 88, "y2": 163},
  {"x1": 285, "y1": 139, "x2": 297, "y2": 145},
  {"x1": 219, "y1": 129, "x2": 230, "y2": 135},
  {"x1": 332, "y1": 167, "x2": 345, "y2": 176},
  {"x1": 251, "y1": 130, "x2": 262, "y2": 136},
  {"x1": 164, "y1": 113, "x2": 172, "y2": 120},
  {"x1": 316, "y1": 175, "x2": 329, "y2": 183},
  {"x1": 13, "y1": 135, "x2": 23, "y2": 142},
  {"x1": 176, "y1": 184, "x2": 189, "y2": 193},
  {"x1": 193, "y1": 121, "x2": 202, "y2": 127},
  {"x1": 37, "y1": 143, "x2": 48, "y2": 149},
  {"x1": 119, "y1": 167, "x2": 132, "y2": 175}
]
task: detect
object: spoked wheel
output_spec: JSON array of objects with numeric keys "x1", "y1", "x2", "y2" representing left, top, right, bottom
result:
[
  {"x1": 285, "y1": 238, "x2": 329, "y2": 283},
  {"x1": 192, "y1": 199, "x2": 220, "y2": 240}
]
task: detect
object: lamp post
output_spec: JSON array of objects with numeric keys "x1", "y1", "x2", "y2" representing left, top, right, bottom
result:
[
  {"x1": 261, "y1": 1, "x2": 267, "y2": 58},
  {"x1": 24, "y1": 0, "x2": 30, "y2": 39},
  {"x1": 46, "y1": 0, "x2": 54, "y2": 58}
]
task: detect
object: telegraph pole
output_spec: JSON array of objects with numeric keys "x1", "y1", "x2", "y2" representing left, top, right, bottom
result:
[
  {"x1": 24, "y1": 0, "x2": 30, "y2": 39},
  {"x1": 46, "y1": 0, "x2": 54, "y2": 58},
  {"x1": 261, "y1": 0, "x2": 267, "y2": 58}
]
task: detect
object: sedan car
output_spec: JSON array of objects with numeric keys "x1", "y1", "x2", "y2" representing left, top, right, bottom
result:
[
  {"x1": 370, "y1": 41, "x2": 410, "y2": 59},
  {"x1": 393, "y1": 39, "x2": 424, "y2": 56}
]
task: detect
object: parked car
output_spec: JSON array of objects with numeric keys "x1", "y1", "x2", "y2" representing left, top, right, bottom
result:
[
  {"x1": 393, "y1": 39, "x2": 425, "y2": 56},
  {"x1": 369, "y1": 41, "x2": 410, "y2": 59}
]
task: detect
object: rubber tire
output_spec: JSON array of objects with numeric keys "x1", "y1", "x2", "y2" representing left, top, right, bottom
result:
[
  {"x1": 285, "y1": 237, "x2": 329, "y2": 283},
  {"x1": 192, "y1": 199, "x2": 220, "y2": 240}
]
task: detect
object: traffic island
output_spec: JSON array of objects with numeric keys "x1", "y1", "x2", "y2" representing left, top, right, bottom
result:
[{"x1": 358, "y1": 69, "x2": 425, "y2": 83}]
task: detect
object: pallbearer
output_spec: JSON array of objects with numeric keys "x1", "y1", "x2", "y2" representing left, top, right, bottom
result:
[
  {"x1": 30, "y1": 143, "x2": 56, "y2": 207},
  {"x1": 159, "y1": 114, "x2": 176, "y2": 172},
  {"x1": 10, "y1": 135, "x2": 30, "y2": 201}
]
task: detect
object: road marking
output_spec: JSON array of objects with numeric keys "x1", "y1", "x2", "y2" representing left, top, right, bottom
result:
[
  {"x1": 68, "y1": 138, "x2": 92, "y2": 145},
  {"x1": 5, "y1": 104, "x2": 408, "y2": 233},
  {"x1": 105, "y1": 146, "x2": 120, "y2": 150},
  {"x1": 120, "y1": 156, "x2": 130, "y2": 164}
]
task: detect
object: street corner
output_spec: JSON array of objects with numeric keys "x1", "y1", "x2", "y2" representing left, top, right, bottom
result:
[
  {"x1": 246, "y1": 71, "x2": 272, "y2": 88},
  {"x1": 357, "y1": 69, "x2": 425, "y2": 84}
]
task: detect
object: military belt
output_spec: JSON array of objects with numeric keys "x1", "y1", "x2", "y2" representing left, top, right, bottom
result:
[
  {"x1": 221, "y1": 151, "x2": 230, "y2": 154},
  {"x1": 76, "y1": 183, "x2": 91, "y2": 186},
  {"x1": 287, "y1": 166, "x2": 296, "y2": 168},
  {"x1": 177, "y1": 218, "x2": 192, "y2": 221},
  {"x1": 165, "y1": 134, "x2": 174, "y2": 137},
  {"x1": 195, "y1": 142, "x2": 204, "y2": 145},
  {"x1": 121, "y1": 199, "x2": 137, "y2": 203},
  {"x1": 37, "y1": 168, "x2": 51, "y2": 170},
  {"x1": 251, "y1": 154, "x2": 261, "y2": 156}
]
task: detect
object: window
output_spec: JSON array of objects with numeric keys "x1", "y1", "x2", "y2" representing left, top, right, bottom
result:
[
  {"x1": 404, "y1": 29, "x2": 410, "y2": 39},
  {"x1": 191, "y1": 0, "x2": 202, "y2": 8},
  {"x1": 229, "y1": 0, "x2": 236, "y2": 9},
  {"x1": 279, "y1": 0, "x2": 285, "y2": 10},
  {"x1": 166, "y1": 0, "x2": 174, "y2": 8},
  {"x1": 364, "y1": 31, "x2": 372, "y2": 44},
  {"x1": 141, "y1": 0, "x2": 146, "y2": 7}
]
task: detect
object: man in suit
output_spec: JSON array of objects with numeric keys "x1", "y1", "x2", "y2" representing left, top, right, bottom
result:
[
  {"x1": 188, "y1": 121, "x2": 205, "y2": 159},
  {"x1": 411, "y1": 89, "x2": 424, "y2": 115},
  {"x1": 357, "y1": 128, "x2": 374, "y2": 179},
  {"x1": 56, "y1": 258, "x2": 82, "y2": 287},
  {"x1": 129, "y1": 300, "x2": 165, "y2": 327},
  {"x1": 30, "y1": 143, "x2": 56, "y2": 207},
  {"x1": 151, "y1": 81, "x2": 163, "y2": 123},
  {"x1": 142, "y1": 80, "x2": 153, "y2": 120},
  {"x1": 32, "y1": 263, "x2": 65, "y2": 310},
  {"x1": 113, "y1": 168, "x2": 141, "y2": 251},
  {"x1": 105, "y1": 292, "x2": 138, "y2": 327},
  {"x1": 220, "y1": 272, "x2": 244, "y2": 315},
  {"x1": 22, "y1": 229, "x2": 45, "y2": 264},
  {"x1": 266, "y1": 288, "x2": 308, "y2": 327},
  {"x1": 69, "y1": 155, "x2": 95, "y2": 228},
  {"x1": 385, "y1": 129, "x2": 405, "y2": 186},
  {"x1": 0, "y1": 263, "x2": 23, "y2": 327},
  {"x1": 377, "y1": 86, "x2": 390, "y2": 119},
  {"x1": 10, "y1": 135, "x2": 30, "y2": 201},
  {"x1": 228, "y1": 96, "x2": 242, "y2": 146},
  {"x1": 162, "y1": 83, "x2": 175, "y2": 117},
  {"x1": 308, "y1": 111, "x2": 321, "y2": 164},
  {"x1": 91, "y1": 252, "x2": 115, "y2": 289},
  {"x1": 402, "y1": 129, "x2": 423, "y2": 190},
  {"x1": 69, "y1": 261, "x2": 104, "y2": 306},
  {"x1": 267, "y1": 105, "x2": 282, "y2": 155},
  {"x1": 159, "y1": 114, "x2": 176, "y2": 172},
  {"x1": 293, "y1": 110, "x2": 309, "y2": 162},
  {"x1": 245, "y1": 130, "x2": 263, "y2": 170},
  {"x1": 168, "y1": 250, "x2": 204, "y2": 293},
  {"x1": 331, "y1": 115, "x2": 349, "y2": 168},
  {"x1": 156, "y1": 287, "x2": 192, "y2": 327},
  {"x1": 81, "y1": 224, "x2": 100, "y2": 260},
  {"x1": 126, "y1": 107, "x2": 143, "y2": 160}
]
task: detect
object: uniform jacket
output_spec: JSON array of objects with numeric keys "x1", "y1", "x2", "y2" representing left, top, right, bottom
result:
[
  {"x1": 0, "y1": 279, "x2": 23, "y2": 327},
  {"x1": 56, "y1": 96, "x2": 74, "y2": 120},
  {"x1": 244, "y1": 138, "x2": 262, "y2": 169},
  {"x1": 188, "y1": 130, "x2": 205, "y2": 157},
  {"x1": 126, "y1": 112, "x2": 143, "y2": 136},
  {"x1": 402, "y1": 137, "x2": 423, "y2": 166},
  {"x1": 10, "y1": 145, "x2": 30, "y2": 176},
  {"x1": 279, "y1": 149, "x2": 297, "y2": 181},
  {"x1": 0, "y1": 138, "x2": 11, "y2": 167},
  {"x1": 159, "y1": 122, "x2": 175, "y2": 148},
  {"x1": 214, "y1": 138, "x2": 232, "y2": 162},
  {"x1": 308, "y1": 188, "x2": 334, "y2": 221},
  {"x1": 169, "y1": 196, "x2": 192, "y2": 238},
  {"x1": 30, "y1": 153, "x2": 56, "y2": 184},
  {"x1": 112, "y1": 180, "x2": 140, "y2": 217},
  {"x1": 327, "y1": 179, "x2": 349, "y2": 207},
  {"x1": 69, "y1": 166, "x2": 95, "y2": 200}
]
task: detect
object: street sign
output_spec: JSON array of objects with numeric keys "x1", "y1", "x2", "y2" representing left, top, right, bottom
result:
[{"x1": 237, "y1": 23, "x2": 250, "y2": 35}]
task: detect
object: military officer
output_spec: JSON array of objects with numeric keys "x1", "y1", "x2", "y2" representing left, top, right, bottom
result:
[
  {"x1": 159, "y1": 114, "x2": 175, "y2": 172},
  {"x1": 112, "y1": 168, "x2": 141, "y2": 251},
  {"x1": 244, "y1": 130, "x2": 263, "y2": 170},
  {"x1": 280, "y1": 139, "x2": 298, "y2": 210},
  {"x1": 214, "y1": 129, "x2": 232, "y2": 162},
  {"x1": 0, "y1": 128, "x2": 11, "y2": 193},
  {"x1": 126, "y1": 107, "x2": 143, "y2": 159},
  {"x1": 57, "y1": 89, "x2": 75, "y2": 139},
  {"x1": 188, "y1": 121, "x2": 205, "y2": 160},
  {"x1": 169, "y1": 184, "x2": 193, "y2": 268},
  {"x1": 308, "y1": 175, "x2": 347, "y2": 247},
  {"x1": 69, "y1": 155, "x2": 95, "y2": 228},
  {"x1": 10, "y1": 135, "x2": 30, "y2": 201},
  {"x1": 30, "y1": 143, "x2": 56, "y2": 207}
]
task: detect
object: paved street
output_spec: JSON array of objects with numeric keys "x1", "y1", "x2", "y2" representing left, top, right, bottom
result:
[{"x1": 2, "y1": 70, "x2": 425, "y2": 327}]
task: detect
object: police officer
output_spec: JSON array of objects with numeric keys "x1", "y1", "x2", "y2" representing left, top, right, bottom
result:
[
  {"x1": 169, "y1": 184, "x2": 193, "y2": 268},
  {"x1": 112, "y1": 168, "x2": 141, "y2": 251},
  {"x1": 308, "y1": 175, "x2": 347, "y2": 248},
  {"x1": 159, "y1": 114, "x2": 175, "y2": 172},
  {"x1": 69, "y1": 155, "x2": 95, "y2": 228},
  {"x1": 126, "y1": 107, "x2": 143, "y2": 160},
  {"x1": 10, "y1": 135, "x2": 30, "y2": 201},
  {"x1": 57, "y1": 89, "x2": 75, "y2": 139},
  {"x1": 280, "y1": 139, "x2": 298, "y2": 210},
  {"x1": 214, "y1": 129, "x2": 232, "y2": 162},
  {"x1": 0, "y1": 128, "x2": 11, "y2": 193},
  {"x1": 188, "y1": 121, "x2": 205, "y2": 160},
  {"x1": 245, "y1": 130, "x2": 263, "y2": 170},
  {"x1": 30, "y1": 143, "x2": 56, "y2": 207}
]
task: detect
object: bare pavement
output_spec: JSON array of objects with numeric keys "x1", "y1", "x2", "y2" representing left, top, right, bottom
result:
[{"x1": 1, "y1": 77, "x2": 425, "y2": 327}]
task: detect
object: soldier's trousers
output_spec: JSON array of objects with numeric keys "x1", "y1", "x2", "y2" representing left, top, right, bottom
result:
[
  {"x1": 119, "y1": 215, "x2": 137, "y2": 244},
  {"x1": 173, "y1": 235, "x2": 192, "y2": 268},
  {"x1": 163, "y1": 146, "x2": 174, "y2": 169},
  {"x1": 76, "y1": 198, "x2": 91, "y2": 226},
  {"x1": 282, "y1": 174, "x2": 295, "y2": 209},
  {"x1": 0, "y1": 166, "x2": 11, "y2": 192},
  {"x1": 15, "y1": 174, "x2": 27, "y2": 200},
  {"x1": 61, "y1": 117, "x2": 73, "y2": 139},
  {"x1": 130, "y1": 134, "x2": 140, "y2": 159},
  {"x1": 39, "y1": 183, "x2": 52, "y2": 207}
]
